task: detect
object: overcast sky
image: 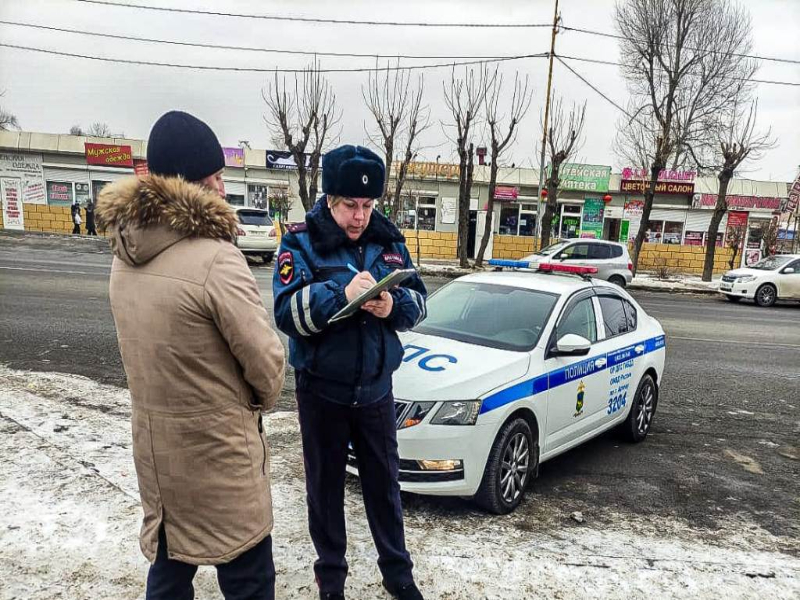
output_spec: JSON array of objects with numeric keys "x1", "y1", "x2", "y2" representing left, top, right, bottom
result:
[{"x1": 1, "y1": 0, "x2": 798, "y2": 182}]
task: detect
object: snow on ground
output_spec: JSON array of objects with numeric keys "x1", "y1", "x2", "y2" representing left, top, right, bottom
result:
[{"x1": 1, "y1": 366, "x2": 798, "y2": 600}]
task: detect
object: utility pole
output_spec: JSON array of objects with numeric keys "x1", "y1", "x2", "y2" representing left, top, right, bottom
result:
[{"x1": 535, "y1": 0, "x2": 560, "y2": 243}]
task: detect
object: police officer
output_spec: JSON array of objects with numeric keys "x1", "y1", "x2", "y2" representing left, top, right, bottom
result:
[{"x1": 273, "y1": 145, "x2": 427, "y2": 600}]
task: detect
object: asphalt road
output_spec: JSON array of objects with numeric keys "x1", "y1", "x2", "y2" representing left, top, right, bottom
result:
[{"x1": 1, "y1": 234, "x2": 798, "y2": 548}]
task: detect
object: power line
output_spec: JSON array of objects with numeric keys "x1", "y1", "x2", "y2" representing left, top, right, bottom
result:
[
  {"x1": 0, "y1": 19, "x2": 537, "y2": 61},
  {"x1": 554, "y1": 56, "x2": 633, "y2": 119},
  {"x1": 73, "y1": 0, "x2": 551, "y2": 28},
  {"x1": 558, "y1": 54, "x2": 800, "y2": 87},
  {"x1": 561, "y1": 25, "x2": 800, "y2": 66},
  {"x1": 0, "y1": 42, "x2": 547, "y2": 73}
]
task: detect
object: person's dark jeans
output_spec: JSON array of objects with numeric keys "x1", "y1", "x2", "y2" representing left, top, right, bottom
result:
[
  {"x1": 296, "y1": 385, "x2": 414, "y2": 594},
  {"x1": 146, "y1": 525, "x2": 275, "y2": 600},
  {"x1": 72, "y1": 224, "x2": 81, "y2": 234}
]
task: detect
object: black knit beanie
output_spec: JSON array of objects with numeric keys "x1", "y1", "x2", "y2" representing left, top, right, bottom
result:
[{"x1": 146, "y1": 111, "x2": 225, "y2": 182}]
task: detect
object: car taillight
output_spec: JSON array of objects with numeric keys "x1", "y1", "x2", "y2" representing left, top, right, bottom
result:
[
  {"x1": 627, "y1": 262, "x2": 633, "y2": 271},
  {"x1": 236, "y1": 227, "x2": 246, "y2": 237},
  {"x1": 269, "y1": 228, "x2": 277, "y2": 237}
]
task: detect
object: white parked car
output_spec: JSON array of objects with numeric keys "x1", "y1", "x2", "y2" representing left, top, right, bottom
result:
[
  {"x1": 521, "y1": 239, "x2": 633, "y2": 287},
  {"x1": 346, "y1": 262, "x2": 666, "y2": 514},
  {"x1": 234, "y1": 207, "x2": 278, "y2": 263},
  {"x1": 719, "y1": 254, "x2": 800, "y2": 306}
]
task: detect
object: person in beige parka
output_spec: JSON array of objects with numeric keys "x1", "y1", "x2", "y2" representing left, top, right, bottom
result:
[{"x1": 96, "y1": 110, "x2": 285, "y2": 600}]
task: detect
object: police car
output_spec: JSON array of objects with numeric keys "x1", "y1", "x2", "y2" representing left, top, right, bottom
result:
[{"x1": 346, "y1": 261, "x2": 666, "y2": 514}]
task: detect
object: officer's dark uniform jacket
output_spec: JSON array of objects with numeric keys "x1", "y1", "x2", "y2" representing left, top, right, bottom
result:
[{"x1": 273, "y1": 197, "x2": 427, "y2": 406}]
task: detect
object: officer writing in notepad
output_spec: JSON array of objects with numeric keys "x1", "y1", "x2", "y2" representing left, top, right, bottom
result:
[{"x1": 273, "y1": 145, "x2": 427, "y2": 600}]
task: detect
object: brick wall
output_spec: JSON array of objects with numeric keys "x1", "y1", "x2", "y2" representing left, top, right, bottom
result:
[
  {"x1": 402, "y1": 229, "x2": 457, "y2": 259},
  {"x1": 636, "y1": 243, "x2": 735, "y2": 275},
  {"x1": 21, "y1": 205, "x2": 75, "y2": 234},
  {"x1": 492, "y1": 235, "x2": 539, "y2": 259}
]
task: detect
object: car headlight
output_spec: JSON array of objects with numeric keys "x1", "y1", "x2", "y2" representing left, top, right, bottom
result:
[
  {"x1": 431, "y1": 400, "x2": 482, "y2": 426},
  {"x1": 735, "y1": 275, "x2": 756, "y2": 284},
  {"x1": 398, "y1": 402, "x2": 436, "y2": 429}
]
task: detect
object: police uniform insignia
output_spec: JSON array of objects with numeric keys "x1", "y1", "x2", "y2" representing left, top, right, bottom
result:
[
  {"x1": 278, "y1": 251, "x2": 294, "y2": 284},
  {"x1": 286, "y1": 222, "x2": 307, "y2": 233},
  {"x1": 382, "y1": 252, "x2": 403, "y2": 267}
]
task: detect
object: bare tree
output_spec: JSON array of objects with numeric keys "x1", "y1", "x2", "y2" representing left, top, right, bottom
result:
[
  {"x1": 443, "y1": 65, "x2": 492, "y2": 268},
  {"x1": 475, "y1": 70, "x2": 532, "y2": 267},
  {"x1": 269, "y1": 188, "x2": 293, "y2": 235},
  {"x1": 0, "y1": 91, "x2": 19, "y2": 131},
  {"x1": 69, "y1": 125, "x2": 84, "y2": 136},
  {"x1": 539, "y1": 96, "x2": 586, "y2": 249},
  {"x1": 87, "y1": 122, "x2": 113, "y2": 138},
  {"x1": 363, "y1": 63, "x2": 430, "y2": 222},
  {"x1": 691, "y1": 100, "x2": 774, "y2": 280},
  {"x1": 761, "y1": 217, "x2": 779, "y2": 258},
  {"x1": 615, "y1": 0, "x2": 758, "y2": 273},
  {"x1": 725, "y1": 223, "x2": 745, "y2": 270},
  {"x1": 263, "y1": 62, "x2": 341, "y2": 212}
]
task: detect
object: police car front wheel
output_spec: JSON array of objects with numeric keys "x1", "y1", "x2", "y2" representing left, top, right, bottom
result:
[{"x1": 475, "y1": 417, "x2": 538, "y2": 515}]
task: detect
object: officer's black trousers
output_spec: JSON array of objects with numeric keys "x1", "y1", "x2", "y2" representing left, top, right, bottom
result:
[
  {"x1": 145, "y1": 525, "x2": 275, "y2": 600},
  {"x1": 297, "y1": 387, "x2": 414, "y2": 594}
]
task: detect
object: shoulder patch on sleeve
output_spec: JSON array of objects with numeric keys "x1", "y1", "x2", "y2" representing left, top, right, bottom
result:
[
  {"x1": 286, "y1": 222, "x2": 307, "y2": 233},
  {"x1": 278, "y1": 251, "x2": 294, "y2": 284},
  {"x1": 382, "y1": 252, "x2": 404, "y2": 267}
]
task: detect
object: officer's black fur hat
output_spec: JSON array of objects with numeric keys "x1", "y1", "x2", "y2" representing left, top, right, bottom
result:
[{"x1": 322, "y1": 145, "x2": 385, "y2": 199}]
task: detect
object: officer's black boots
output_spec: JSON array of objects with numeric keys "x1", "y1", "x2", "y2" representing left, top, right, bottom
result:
[{"x1": 383, "y1": 580, "x2": 424, "y2": 600}]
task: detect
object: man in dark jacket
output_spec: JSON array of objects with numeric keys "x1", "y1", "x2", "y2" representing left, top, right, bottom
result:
[{"x1": 273, "y1": 145, "x2": 427, "y2": 600}]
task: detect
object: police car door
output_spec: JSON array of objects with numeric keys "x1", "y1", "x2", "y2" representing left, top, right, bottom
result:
[
  {"x1": 595, "y1": 292, "x2": 644, "y2": 426},
  {"x1": 543, "y1": 290, "x2": 610, "y2": 452}
]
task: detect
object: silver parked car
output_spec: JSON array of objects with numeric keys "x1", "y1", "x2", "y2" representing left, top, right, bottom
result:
[{"x1": 521, "y1": 239, "x2": 633, "y2": 287}]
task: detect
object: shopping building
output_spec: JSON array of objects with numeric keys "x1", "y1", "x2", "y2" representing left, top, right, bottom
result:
[{"x1": 1, "y1": 130, "x2": 795, "y2": 273}]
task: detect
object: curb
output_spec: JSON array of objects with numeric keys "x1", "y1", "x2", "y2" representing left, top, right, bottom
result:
[
  {"x1": 0, "y1": 230, "x2": 111, "y2": 253},
  {"x1": 627, "y1": 282, "x2": 720, "y2": 296}
]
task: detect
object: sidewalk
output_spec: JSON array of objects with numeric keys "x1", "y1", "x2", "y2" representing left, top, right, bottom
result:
[{"x1": 417, "y1": 258, "x2": 722, "y2": 294}]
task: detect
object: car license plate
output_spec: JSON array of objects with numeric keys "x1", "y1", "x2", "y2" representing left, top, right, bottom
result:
[
  {"x1": 251, "y1": 231, "x2": 265, "y2": 236},
  {"x1": 720, "y1": 284, "x2": 732, "y2": 291}
]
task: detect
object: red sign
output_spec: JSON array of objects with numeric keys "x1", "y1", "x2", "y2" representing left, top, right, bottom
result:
[
  {"x1": 493, "y1": 186, "x2": 519, "y2": 200},
  {"x1": 621, "y1": 167, "x2": 695, "y2": 182},
  {"x1": 726, "y1": 210, "x2": 748, "y2": 229},
  {"x1": 85, "y1": 143, "x2": 134, "y2": 168},
  {"x1": 133, "y1": 159, "x2": 149, "y2": 177},
  {"x1": 696, "y1": 193, "x2": 782, "y2": 211},
  {"x1": 620, "y1": 180, "x2": 694, "y2": 195}
]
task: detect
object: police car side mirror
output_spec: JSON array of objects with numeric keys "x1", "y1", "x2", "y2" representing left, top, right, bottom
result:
[
  {"x1": 553, "y1": 334, "x2": 592, "y2": 356},
  {"x1": 782, "y1": 267, "x2": 795, "y2": 274}
]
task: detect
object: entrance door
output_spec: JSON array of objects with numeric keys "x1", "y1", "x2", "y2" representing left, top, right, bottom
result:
[
  {"x1": 474, "y1": 210, "x2": 494, "y2": 260},
  {"x1": 603, "y1": 218, "x2": 621, "y2": 241},
  {"x1": 467, "y1": 210, "x2": 478, "y2": 259}
]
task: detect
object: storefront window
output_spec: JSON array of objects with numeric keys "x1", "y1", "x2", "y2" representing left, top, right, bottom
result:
[
  {"x1": 226, "y1": 194, "x2": 245, "y2": 206},
  {"x1": 499, "y1": 205, "x2": 519, "y2": 235},
  {"x1": 46, "y1": 181, "x2": 74, "y2": 206},
  {"x1": 396, "y1": 196, "x2": 436, "y2": 230},
  {"x1": 646, "y1": 220, "x2": 664, "y2": 243},
  {"x1": 663, "y1": 221, "x2": 683, "y2": 244},
  {"x1": 519, "y1": 204, "x2": 537, "y2": 236},
  {"x1": 560, "y1": 205, "x2": 582, "y2": 239},
  {"x1": 418, "y1": 197, "x2": 436, "y2": 231},
  {"x1": 247, "y1": 184, "x2": 269, "y2": 210},
  {"x1": 91, "y1": 181, "x2": 111, "y2": 203},
  {"x1": 396, "y1": 196, "x2": 416, "y2": 230}
]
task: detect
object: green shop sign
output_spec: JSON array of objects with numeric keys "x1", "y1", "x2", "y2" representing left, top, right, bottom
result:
[
  {"x1": 580, "y1": 197, "x2": 604, "y2": 239},
  {"x1": 553, "y1": 163, "x2": 611, "y2": 193}
]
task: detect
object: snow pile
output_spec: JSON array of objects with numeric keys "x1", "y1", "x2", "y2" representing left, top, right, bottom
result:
[{"x1": 1, "y1": 366, "x2": 798, "y2": 599}]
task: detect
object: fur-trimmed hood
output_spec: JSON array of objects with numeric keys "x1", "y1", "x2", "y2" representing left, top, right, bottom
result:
[
  {"x1": 96, "y1": 175, "x2": 238, "y2": 266},
  {"x1": 306, "y1": 195, "x2": 404, "y2": 254}
]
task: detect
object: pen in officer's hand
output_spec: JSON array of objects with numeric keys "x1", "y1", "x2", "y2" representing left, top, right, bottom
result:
[{"x1": 346, "y1": 263, "x2": 360, "y2": 275}]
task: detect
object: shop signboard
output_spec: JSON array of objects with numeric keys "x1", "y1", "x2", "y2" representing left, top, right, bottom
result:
[
  {"x1": 398, "y1": 160, "x2": 460, "y2": 180},
  {"x1": 47, "y1": 181, "x2": 74, "y2": 206},
  {"x1": 133, "y1": 159, "x2": 149, "y2": 177},
  {"x1": 623, "y1": 200, "x2": 643, "y2": 241},
  {"x1": 619, "y1": 220, "x2": 630, "y2": 243},
  {"x1": 0, "y1": 152, "x2": 46, "y2": 205},
  {"x1": 266, "y1": 150, "x2": 311, "y2": 171},
  {"x1": 694, "y1": 193, "x2": 782, "y2": 211},
  {"x1": 620, "y1": 179, "x2": 694, "y2": 195},
  {"x1": 223, "y1": 147, "x2": 245, "y2": 168},
  {"x1": 1, "y1": 178, "x2": 24, "y2": 230},
  {"x1": 726, "y1": 210, "x2": 749, "y2": 229},
  {"x1": 493, "y1": 186, "x2": 518, "y2": 200},
  {"x1": 84, "y1": 143, "x2": 134, "y2": 168},
  {"x1": 786, "y1": 175, "x2": 800, "y2": 214},
  {"x1": 621, "y1": 167, "x2": 696, "y2": 182},
  {"x1": 684, "y1": 231, "x2": 704, "y2": 246},
  {"x1": 557, "y1": 163, "x2": 611, "y2": 192},
  {"x1": 580, "y1": 197, "x2": 604, "y2": 238}
]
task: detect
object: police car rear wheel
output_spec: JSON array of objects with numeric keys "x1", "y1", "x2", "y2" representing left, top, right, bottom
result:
[
  {"x1": 620, "y1": 374, "x2": 657, "y2": 443},
  {"x1": 475, "y1": 418, "x2": 536, "y2": 515}
]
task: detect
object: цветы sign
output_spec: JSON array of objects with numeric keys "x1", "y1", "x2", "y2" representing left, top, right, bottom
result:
[
  {"x1": 620, "y1": 180, "x2": 694, "y2": 195},
  {"x1": 84, "y1": 143, "x2": 134, "y2": 167}
]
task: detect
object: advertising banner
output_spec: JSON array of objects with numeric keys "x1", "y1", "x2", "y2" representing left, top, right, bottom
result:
[
  {"x1": 47, "y1": 181, "x2": 74, "y2": 206},
  {"x1": 133, "y1": 159, "x2": 149, "y2": 178},
  {"x1": 619, "y1": 220, "x2": 630, "y2": 243},
  {"x1": 266, "y1": 150, "x2": 311, "y2": 171},
  {"x1": 0, "y1": 152, "x2": 46, "y2": 205},
  {"x1": 694, "y1": 193, "x2": 782, "y2": 211},
  {"x1": 580, "y1": 197, "x2": 604, "y2": 238},
  {"x1": 85, "y1": 143, "x2": 134, "y2": 167},
  {"x1": 786, "y1": 176, "x2": 800, "y2": 214},
  {"x1": 623, "y1": 200, "x2": 644, "y2": 241},
  {"x1": 620, "y1": 179, "x2": 694, "y2": 195},
  {"x1": 75, "y1": 182, "x2": 90, "y2": 205},
  {"x1": 493, "y1": 186, "x2": 519, "y2": 200},
  {"x1": 223, "y1": 147, "x2": 245, "y2": 168},
  {"x1": 726, "y1": 210, "x2": 749, "y2": 229},
  {"x1": 621, "y1": 167, "x2": 695, "y2": 182},
  {"x1": 557, "y1": 164, "x2": 611, "y2": 192},
  {"x1": 1, "y1": 178, "x2": 24, "y2": 230}
]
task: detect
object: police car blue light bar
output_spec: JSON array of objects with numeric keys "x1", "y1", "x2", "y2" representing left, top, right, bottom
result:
[{"x1": 487, "y1": 259, "x2": 598, "y2": 275}]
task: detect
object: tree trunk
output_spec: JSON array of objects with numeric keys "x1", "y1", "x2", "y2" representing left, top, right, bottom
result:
[
  {"x1": 456, "y1": 145, "x2": 471, "y2": 268},
  {"x1": 539, "y1": 162, "x2": 561, "y2": 249},
  {"x1": 630, "y1": 161, "x2": 664, "y2": 275},
  {"x1": 475, "y1": 160, "x2": 499, "y2": 267},
  {"x1": 702, "y1": 170, "x2": 732, "y2": 281}
]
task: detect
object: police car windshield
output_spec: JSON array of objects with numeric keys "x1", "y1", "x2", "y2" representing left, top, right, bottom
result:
[
  {"x1": 535, "y1": 241, "x2": 569, "y2": 256},
  {"x1": 749, "y1": 255, "x2": 793, "y2": 270},
  {"x1": 414, "y1": 282, "x2": 558, "y2": 352}
]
